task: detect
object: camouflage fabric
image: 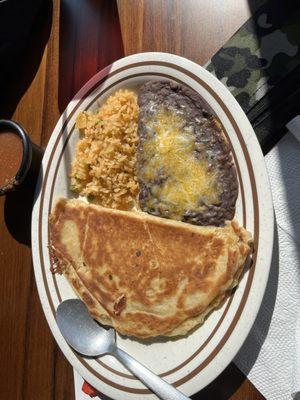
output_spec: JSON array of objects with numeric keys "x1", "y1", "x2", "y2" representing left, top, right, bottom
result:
[{"x1": 205, "y1": 0, "x2": 300, "y2": 152}]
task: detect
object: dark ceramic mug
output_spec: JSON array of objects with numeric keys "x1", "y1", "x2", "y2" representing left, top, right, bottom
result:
[{"x1": 0, "y1": 119, "x2": 42, "y2": 195}]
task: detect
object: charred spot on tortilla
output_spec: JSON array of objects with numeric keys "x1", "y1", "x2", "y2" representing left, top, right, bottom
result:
[{"x1": 137, "y1": 80, "x2": 238, "y2": 226}]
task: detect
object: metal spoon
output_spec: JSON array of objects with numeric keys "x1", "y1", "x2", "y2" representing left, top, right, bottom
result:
[{"x1": 56, "y1": 299, "x2": 190, "y2": 400}]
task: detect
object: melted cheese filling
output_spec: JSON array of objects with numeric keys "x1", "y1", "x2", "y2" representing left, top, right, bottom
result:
[{"x1": 141, "y1": 110, "x2": 220, "y2": 217}]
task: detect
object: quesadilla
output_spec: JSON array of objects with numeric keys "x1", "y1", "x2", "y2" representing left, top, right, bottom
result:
[{"x1": 49, "y1": 198, "x2": 252, "y2": 338}]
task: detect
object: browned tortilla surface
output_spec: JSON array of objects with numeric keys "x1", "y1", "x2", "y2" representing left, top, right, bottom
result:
[{"x1": 49, "y1": 198, "x2": 252, "y2": 338}]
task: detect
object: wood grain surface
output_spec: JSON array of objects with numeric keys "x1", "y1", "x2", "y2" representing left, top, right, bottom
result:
[{"x1": 0, "y1": 1, "x2": 265, "y2": 399}]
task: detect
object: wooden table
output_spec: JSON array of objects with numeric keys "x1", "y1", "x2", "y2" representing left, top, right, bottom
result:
[{"x1": 0, "y1": 1, "x2": 265, "y2": 399}]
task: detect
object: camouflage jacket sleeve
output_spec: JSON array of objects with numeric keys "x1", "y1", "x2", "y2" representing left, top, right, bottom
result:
[{"x1": 205, "y1": 0, "x2": 300, "y2": 153}]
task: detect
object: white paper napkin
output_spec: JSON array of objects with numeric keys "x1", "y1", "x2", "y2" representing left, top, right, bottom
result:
[{"x1": 234, "y1": 123, "x2": 300, "y2": 399}]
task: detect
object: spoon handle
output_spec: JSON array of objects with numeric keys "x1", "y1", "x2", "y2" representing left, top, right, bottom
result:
[{"x1": 112, "y1": 348, "x2": 190, "y2": 400}]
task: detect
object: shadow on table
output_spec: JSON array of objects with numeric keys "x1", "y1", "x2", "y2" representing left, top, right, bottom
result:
[
  {"x1": 58, "y1": 0, "x2": 124, "y2": 113},
  {"x1": 191, "y1": 363, "x2": 250, "y2": 399},
  {"x1": 0, "y1": 0, "x2": 52, "y2": 119},
  {"x1": 4, "y1": 150, "x2": 44, "y2": 247}
]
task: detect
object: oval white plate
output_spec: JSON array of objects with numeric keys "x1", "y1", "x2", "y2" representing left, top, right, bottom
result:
[{"x1": 31, "y1": 52, "x2": 273, "y2": 399}]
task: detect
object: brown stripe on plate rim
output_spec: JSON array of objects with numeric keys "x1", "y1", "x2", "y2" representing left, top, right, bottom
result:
[
  {"x1": 47, "y1": 72, "x2": 247, "y2": 380},
  {"x1": 37, "y1": 61, "x2": 259, "y2": 393}
]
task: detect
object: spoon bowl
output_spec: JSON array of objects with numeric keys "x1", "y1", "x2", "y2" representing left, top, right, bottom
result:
[
  {"x1": 57, "y1": 299, "x2": 116, "y2": 356},
  {"x1": 56, "y1": 299, "x2": 190, "y2": 400}
]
